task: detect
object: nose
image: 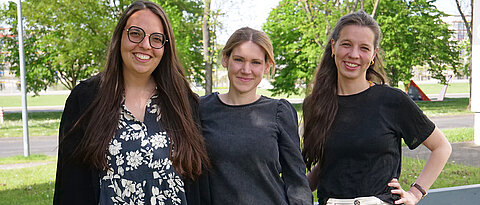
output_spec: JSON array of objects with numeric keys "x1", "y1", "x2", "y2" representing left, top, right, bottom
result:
[
  {"x1": 138, "y1": 35, "x2": 152, "y2": 49},
  {"x1": 348, "y1": 47, "x2": 360, "y2": 58},
  {"x1": 241, "y1": 63, "x2": 252, "y2": 74}
]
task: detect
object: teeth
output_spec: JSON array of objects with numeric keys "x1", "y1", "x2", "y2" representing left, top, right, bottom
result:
[
  {"x1": 135, "y1": 53, "x2": 150, "y2": 60},
  {"x1": 345, "y1": 62, "x2": 358, "y2": 67}
]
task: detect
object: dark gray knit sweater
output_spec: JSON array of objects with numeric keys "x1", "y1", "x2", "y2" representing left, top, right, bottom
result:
[{"x1": 198, "y1": 93, "x2": 313, "y2": 205}]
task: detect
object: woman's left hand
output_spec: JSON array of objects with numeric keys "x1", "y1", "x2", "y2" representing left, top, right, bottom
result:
[{"x1": 388, "y1": 178, "x2": 420, "y2": 205}]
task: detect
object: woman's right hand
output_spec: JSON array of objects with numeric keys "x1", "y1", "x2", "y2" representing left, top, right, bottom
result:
[{"x1": 388, "y1": 178, "x2": 421, "y2": 205}]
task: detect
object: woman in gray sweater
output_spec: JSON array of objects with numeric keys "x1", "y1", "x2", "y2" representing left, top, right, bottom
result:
[{"x1": 198, "y1": 27, "x2": 312, "y2": 205}]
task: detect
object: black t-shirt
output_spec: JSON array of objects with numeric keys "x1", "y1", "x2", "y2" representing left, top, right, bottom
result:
[{"x1": 316, "y1": 85, "x2": 435, "y2": 204}]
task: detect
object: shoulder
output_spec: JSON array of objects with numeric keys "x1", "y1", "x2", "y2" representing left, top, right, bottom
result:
[
  {"x1": 272, "y1": 98, "x2": 297, "y2": 120},
  {"x1": 199, "y1": 92, "x2": 218, "y2": 104},
  {"x1": 64, "y1": 75, "x2": 101, "y2": 112},
  {"x1": 370, "y1": 84, "x2": 410, "y2": 102},
  {"x1": 69, "y1": 75, "x2": 101, "y2": 99}
]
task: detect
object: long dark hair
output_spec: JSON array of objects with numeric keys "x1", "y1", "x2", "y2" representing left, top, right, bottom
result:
[
  {"x1": 302, "y1": 11, "x2": 387, "y2": 170},
  {"x1": 69, "y1": 0, "x2": 209, "y2": 180}
]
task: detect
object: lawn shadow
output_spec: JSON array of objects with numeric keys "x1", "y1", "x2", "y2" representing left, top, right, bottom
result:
[{"x1": 0, "y1": 182, "x2": 54, "y2": 205}]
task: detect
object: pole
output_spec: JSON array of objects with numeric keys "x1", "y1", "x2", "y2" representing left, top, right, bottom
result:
[
  {"x1": 17, "y1": 0, "x2": 30, "y2": 156},
  {"x1": 472, "y1": 0, "x2": 480, "y2": 145}
]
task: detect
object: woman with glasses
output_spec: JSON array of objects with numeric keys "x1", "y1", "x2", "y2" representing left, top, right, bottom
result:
[
  {"x1": 198, "y1": 27, "x2": 313, "y2": 205},
  {"x1": 53, "y1": 1, "x2": 209, "y2": 204},
  {"x1": 302, "y1": 11, "x2": 451, "y2": 205}
]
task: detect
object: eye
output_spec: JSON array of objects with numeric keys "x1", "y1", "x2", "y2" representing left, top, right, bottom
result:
[
  {"x1": 151, "y1": 34, "x2": 164, "y2": 43},
  {"x1": 233, "y1": 58, "x2": 243, "y2": 62},
  {"x1": 129, "y1": 29, "x2": 143, "y2": 37},
  {"x1": 252, "y1": 61, "x2": 262, "y2": 65},
  {"x1": 361, "y1": 46, "x2": 370, "y2": 51},
  {"x1": 341, "y1": 43, "x2": 351, "y2": 47}
]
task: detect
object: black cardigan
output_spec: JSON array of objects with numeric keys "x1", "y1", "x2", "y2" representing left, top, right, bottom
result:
[{"x1": 53, "y1": 75, "x2": 205, "y2": 204}]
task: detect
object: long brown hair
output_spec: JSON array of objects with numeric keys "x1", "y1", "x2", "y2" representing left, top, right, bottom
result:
[
  {"x1": 222, "y1": 27, "x2": 276, "y2": 76},
  {"x1": 69, "y1": 0, "x2": 209, "y2": 180},
  {"x1": 302, "y1": 11, "x2": 387, "y2": 170}
]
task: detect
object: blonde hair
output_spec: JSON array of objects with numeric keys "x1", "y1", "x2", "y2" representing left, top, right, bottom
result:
[{"x1": 222, "y1": 27, "x2": 275, "y2": 76}]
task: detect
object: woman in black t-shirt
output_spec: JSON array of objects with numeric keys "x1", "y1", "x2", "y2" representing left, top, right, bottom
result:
[{"x1": 302, "y1": 11, "x2": 452, "y2": 205}]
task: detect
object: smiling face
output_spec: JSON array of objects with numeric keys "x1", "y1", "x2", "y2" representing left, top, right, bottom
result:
[
  {"x1": 223, "y1": 41, "x2": 270, "y2": 96},
  {"x1": 331, "y1": 25, "x2": 378, "y2": 84},
  {"x1": 121, "y1": 9, "x2": 165, "y2": 78}
]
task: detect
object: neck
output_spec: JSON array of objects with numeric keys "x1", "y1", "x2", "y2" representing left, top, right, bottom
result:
[
  {"x1": 123, "y1": 72, "x2": 156, "y2": 95},
  {"x1": 219, "y1": 90, "x2": 260, "y2": 105},
  {"x1": 337, "y1": 78, "x2": 371, "y2": 95}
]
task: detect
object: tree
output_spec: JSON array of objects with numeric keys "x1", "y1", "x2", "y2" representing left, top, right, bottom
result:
[
  {"x1": 0, "y1": 0, "x2": 120, "y2": 93},
  {"x1": 154, "y1": 0, "x2": 205, "y2": 85},
  {"x1": 263, "y1": 0, "x2": 460, "y2": 96},
  {"x1": 203, "y1": 0, "x2": 213, "y2": 94},
  {"x1": 376, "y1": 0, "x2": 460, "y2": 88},
  {"x1": 0, "y1": 0, "x2": 205, "y2": 94},
  {"x1": 454, "y1": 0, "x2": 473, "y2": 109}
]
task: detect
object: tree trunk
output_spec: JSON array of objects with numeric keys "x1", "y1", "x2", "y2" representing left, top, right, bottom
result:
[
  {"x1": 372, "y1": 0, "x2": 380, "y2": 18},
  {"x1": 203, "y1": 0, "x2": 212, "y2": 95},
  {"x1": 455, "y1": 0, "x2": 473, "y2": 110}
]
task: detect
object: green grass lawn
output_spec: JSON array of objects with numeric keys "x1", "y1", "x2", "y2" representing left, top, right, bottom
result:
[
  {"x1": 0, "y1": 154, "x2": 56, "y2": 165},
  {"x1": 0, "y1": 163, "x2": 56, "y2": 205},
  {"x1": 416, "y1": 98, "x2": 471, "y2": 116},
  {"x1": 0, "y1": 112, "x2": 62, "y2": 138},
  {"x1": 0, "y1": 94, "x2": 68, "y2": 107}
]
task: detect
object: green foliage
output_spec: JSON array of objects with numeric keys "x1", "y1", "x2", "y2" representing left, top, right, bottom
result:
[
  {"x1": 0, "y1": 0, "x2": 205, "y2": 93},
  {"x1": 375, "y1": 0, "x2": 460, "y2": 86},
  {"x1": 152, "y1": 0, "x2": 205, "y2": 84},
  {"x1": 0, "y1": 0, "x2": 122, "y2": 93},
  {"x1": 263, "y1": 0, "x2": 461, "y2": 95}
]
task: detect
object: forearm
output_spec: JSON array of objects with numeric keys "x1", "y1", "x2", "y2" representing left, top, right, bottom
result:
[{"x1": 409, "y1": 127, "x2": 452, "y2": 198}]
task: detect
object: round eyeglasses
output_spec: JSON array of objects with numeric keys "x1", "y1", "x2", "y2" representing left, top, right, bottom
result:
[{"x1": 126, "y1": 26, "x2": 168, "y2": 49}]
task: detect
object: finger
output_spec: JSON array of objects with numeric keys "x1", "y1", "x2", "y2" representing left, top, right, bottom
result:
[
  {"x1": 391, "y1": 189, "x2": 403, "y2": 195},
  {"x1": 394, "y1": 198, "x2": 406, "y2": 204},
  {"x1": 388, "y1": 182, "x2": 401, "y2": 188}
]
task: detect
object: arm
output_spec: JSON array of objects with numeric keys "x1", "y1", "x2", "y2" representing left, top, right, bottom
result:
[
  {"x1": 53, "y1": 78, "x2": 100, "y2": 204},
  {"x1": 306, "y1": 163, "x2": 320, "y2": 191},
  {"x1": 389, "y1": 127, "x2": 452, "y2": 205},
  {"x1": 277, "y1": 100, "x2": 314, "y2": 205}
]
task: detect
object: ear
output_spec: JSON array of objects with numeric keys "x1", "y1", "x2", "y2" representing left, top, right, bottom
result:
[
  {"x1": 330, "y1": 39, "x2": 336, "y2": 55},
  {"x1": 264, "y1": 61, "x2": 271, "y2": 75},
  {"x1": 222, "y1": 55, "x2": 228, "y2": 68}
]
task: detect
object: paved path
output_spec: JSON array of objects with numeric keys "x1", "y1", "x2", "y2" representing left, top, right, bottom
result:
[
  {"x1": 0, "y1": 135, "x2": 58, "y2": 158},
  {"x1": 403, "y1": 141, "x2": 480, "y2": 167}
]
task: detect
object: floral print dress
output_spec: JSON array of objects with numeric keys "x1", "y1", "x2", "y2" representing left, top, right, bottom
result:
[{"x1": 99, "y1": 94, "x2": 186, "y2": 205}]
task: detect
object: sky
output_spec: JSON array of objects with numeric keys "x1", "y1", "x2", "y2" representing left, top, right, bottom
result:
[{"x1": 0, "y1": 0, "x2": 466, "y2": 43}]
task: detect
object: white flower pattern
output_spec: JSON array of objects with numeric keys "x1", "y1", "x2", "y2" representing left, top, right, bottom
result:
[{"x1": 99, "y1": 94, "x2": 185, "y2": 205}]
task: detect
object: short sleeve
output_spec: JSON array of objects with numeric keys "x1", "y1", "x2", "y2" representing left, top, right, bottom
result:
[
  {"x1": 276, "y1": 99, "x2": 313, "y2": 205},
  {"x1": 393, "y1": 91, "x2": 435, "y2": 150}
]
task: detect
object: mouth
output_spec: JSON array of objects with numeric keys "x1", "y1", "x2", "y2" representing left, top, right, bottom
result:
[
  {"x1": 344, "y1": 61, "x2": 360, "y2": 70},
  {"x1": 134, "y1": 53, "x2": 151, "y2": 60},
  {"x1": 237, "y1": 77, "x2": 253, "y2": 82}
]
